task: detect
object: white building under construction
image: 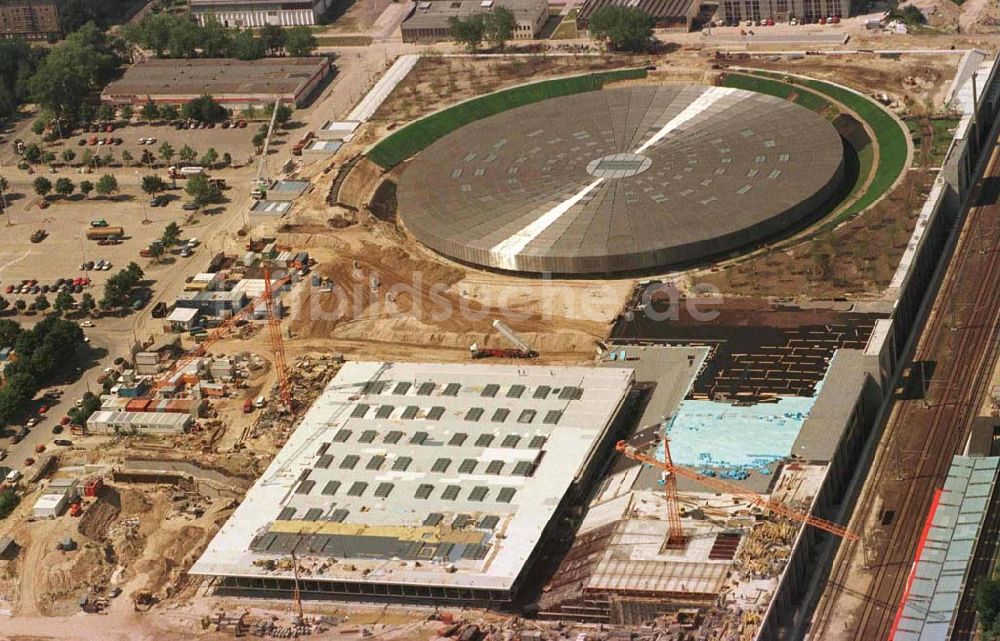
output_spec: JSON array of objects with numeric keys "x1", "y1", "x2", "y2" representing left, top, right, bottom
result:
[{"x1": 192, "y1": 361, "x2": 634, "y2": 602}]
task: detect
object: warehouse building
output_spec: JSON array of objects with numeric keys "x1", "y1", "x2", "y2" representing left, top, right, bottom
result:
[
  {"x1": 101, "y1": 58, "x2": 331, "y2": 109},
  {"x1": 401, "y1": 0, "x2": 548, "y2": 42},
  {"x1": 192, "y1": 361, "x2": 634, "y2": 602},
  {"x1": 576, "y1": 0, "x2": 701, "y2": 31},
  {"x1": 0, "y1": 0, "x2": 60, "y2": 40},
  {"x1": 714, "y1": 0, "x2": 849, "y2": 24},
  {"x1": 190, "y1": 0, "x2": 333, "y2": 27}
]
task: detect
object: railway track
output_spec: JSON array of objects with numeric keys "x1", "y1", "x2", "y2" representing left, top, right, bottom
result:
[{"x1": 809, "y1": 138, "x2": 1000, "y2": 640}]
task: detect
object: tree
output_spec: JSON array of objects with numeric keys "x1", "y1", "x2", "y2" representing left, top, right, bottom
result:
[
  {"x1": 161, "y1": 221, "x2": 181, "y2": 246},
  {"x1": 126, "y1": 261, "x2": 144, "y2": 282},
  {"x1": 14, "y1": 299, "x2": 25, "y2": 312},
  {"x1": 148, "y1": 242, "x2": 164, "y2": 262},
  {"x1": 166, "y1": 17, "x2": 201, "y2": 58},
  {"x1": 181, "y1": 94, "x2": 227, "y2": 123},
  {"x1": 159, "y1": 104, "x2": 179, "y2": 121},
  {"x1": 179, "y1": 145, "x2": 197, "y2": 163},
  {"x1": 123, "y1": 13, "x2": 172, "y2": 57},
  {"x1": 977, "y1": 579, "x2": 1000, "y2": 631},
  {"x1": 185, "y1": 174, "x2": 218, "y2": 206},
  {"x1": 140, "y1": 100, "x2": 160, "y2": 122},
  {"x1": 34, "y1": 294, "x2": 49, "y2": 314},
  {"x1": 54, "y1": 177, "x2": 74, "y2": 198},
  {"x1": 0, "y1": 488, "x2": 19, "y2": 520},
  {"x1": 200, "y1": 148, "x2": 219, "y2": 168},
  {"x1": 33, "y1": 176, "x2": 52, "y2": 199},
  {"x1": 0, "y1": 319, "x2": 21, "y2": 348},
  {"x1": 0, "y1": 297, "x2": 7, "y2": 313},
  {"x1": 587, "y1": 5, "x2": 655, "y2": 52},
  {"x1": 284, "y1": 26, "x2": 317, "y2": 56},
  {"x1": 241, "y1": 106, "x2": 258, "y2": 121},
  {"x1": 888, "y1": 4, "x2": 926, "y2": 24},
  {"x1": 200, "y1": 18, "x2": 232, "y2": 58},
  {"x1": 141, "y1": 174, "x2": 167, "y2": 196},
  {"x1": 96, "y1": 103, "x2": 115, "y2": 122},
  {"x1": 483, "y1": 7, "x2": 516, "y2": 50},
  {"x1": 261, "y1": 24, "x2": 286, "y2": 54},
  {"x1": 28, "y1": 24, "x2": 121, "y2": 122},
  {"x1": 41, "y1": 151, "x2": 55, "y2": 165},
  {"x1": 275, "y1": 103, "x2": 294, "y2": 128},
  {"x1": 22, "y1": 143, "x2": 41, "y2": 163},
  {"x1": 120, "y1": 104, "x2": 133, "y2": 122},
  {"x1": 31, "y1": 118, "x2": 45, "y2": 136},
  {"x1": 229, "y1": 29, "x2": 266, "y2": 60},
  {"x1": 158, "y1": 141, "x2": 175, "y2": 166},
  {"x1": 252, "y1": 131, "x2": 267, "y2": 153},
  {"x1": 0, "y1": 40, "x2": 43, "y2": 123},
  {"x1": 450, "y1": 14, "x2": 486, "y2": 51},
  {"x1": 121, "y1": 149, "x2": 134, "y2": 167},
  {"x1": 53, "y1": 291, "x2": 74, "y2": 314},
  {"x1": 95, "y1": 174, "x2": 118, "y2": 197},
  {"x1": 79, "y1": 292, "x2": 95, "y2": 315},
  {"x1": 79, "y1": 180, "x2": 94, "y2": 198},
  {"x1": 61, "y1": 149, "x2": 76, "y2": 164},
  {"x1": 221, "y1": 152, "x2": 233, "y2": 168},
  {"x1": 80, "y1": 148, "x2": 95, "y2": 169}
]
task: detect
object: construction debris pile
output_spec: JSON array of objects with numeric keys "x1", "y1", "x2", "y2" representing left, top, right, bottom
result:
[
  {"x1": 245, "y1": 354, "x2": 343, "y2": 445},
  {"x1": 201, "y1": 610, "x2": 339, "y2": 637}
]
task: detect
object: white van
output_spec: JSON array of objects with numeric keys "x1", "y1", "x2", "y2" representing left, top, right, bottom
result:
[
  {"x1": 254, "y1": 395, "x2": 267, "y2": 408},
  {"x1": 5, "y1": 469, "x2": 22, "y2": 483}
]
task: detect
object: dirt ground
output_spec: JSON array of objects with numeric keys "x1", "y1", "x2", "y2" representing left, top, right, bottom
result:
[{"x1": 0, "y1": 480, "x2": 234, "y2": 619}]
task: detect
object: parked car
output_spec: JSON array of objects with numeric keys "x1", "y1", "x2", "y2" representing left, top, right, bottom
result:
[
  {"x1": 182, "y1": 202, "x2": 199, "y2": 211},
  {"x1": 54, "y1": 439, "x2": 72, "y2": 446}
]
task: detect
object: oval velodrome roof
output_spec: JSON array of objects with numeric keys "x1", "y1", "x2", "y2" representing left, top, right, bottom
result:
[{"x1": 397, "y1": 84, "x2": 845, "y2": 274}]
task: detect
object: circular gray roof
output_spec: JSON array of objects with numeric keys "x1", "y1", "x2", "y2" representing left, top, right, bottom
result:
[{"x1": 397, "y1": 85, "x2": 845, "y2": 274}]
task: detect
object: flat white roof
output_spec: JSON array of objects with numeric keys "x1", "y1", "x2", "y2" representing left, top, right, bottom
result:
[
  {"x1": 192, "y1": 361, "x2": 633, "y2": 593},
  {"x1": 166, "y1": 307, "x2": 200, "y2": 323}
]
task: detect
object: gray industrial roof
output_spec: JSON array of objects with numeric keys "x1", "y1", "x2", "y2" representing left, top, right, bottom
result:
[
  {"x1": 192, "y1": 362, "x2": 634, "y2": 591},
  {"x1": 397, "y1": 85, "x2": 845, "y2": 274},
  {"x1": 101, "y1": 58, "x2": 328, "y2": 101},
  {"x1": 895, "y1": 456, "x2": 1000, "y2": 641}
]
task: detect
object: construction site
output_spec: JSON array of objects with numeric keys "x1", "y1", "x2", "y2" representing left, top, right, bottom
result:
[{"x1": 3, "y1": 15, "x2": 1000, "y2": 641}]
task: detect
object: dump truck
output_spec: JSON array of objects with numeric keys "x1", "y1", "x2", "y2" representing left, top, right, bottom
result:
[{"x1": 86, "y1": 226, "x2": 123, "y2": 241}]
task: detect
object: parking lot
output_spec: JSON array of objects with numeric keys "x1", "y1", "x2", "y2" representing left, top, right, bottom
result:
[{"x1": 61, "y1": 118, "x2": 267, "y2": 171}]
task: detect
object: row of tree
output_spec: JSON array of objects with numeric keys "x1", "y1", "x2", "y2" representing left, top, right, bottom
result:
[
  {"x1": 31, "y1": 175, "x2": 118, "y2": 200},
  {"x1": 0, "y1": 317, "x2": 86, "y2": 427},
  {"x1": 0, "y1": 290, "x2": 91, "y2": 316},
  {"x1": 123, "y1": 14, "x2": 317, "y2": 60}
]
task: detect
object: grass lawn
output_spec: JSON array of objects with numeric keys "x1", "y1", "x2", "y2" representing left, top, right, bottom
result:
[
  {"x1": 367, "y1": 68, "x2": 647, "y2": 169},
  {"x1": 315, "y1": 35, "x2": 374, "y2": 46},
  {"x1": 551, "y1": 9, "x2": 580, "y2": 39}
]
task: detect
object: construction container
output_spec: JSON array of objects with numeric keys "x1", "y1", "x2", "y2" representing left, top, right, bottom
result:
[
  {"x1": 83, "y1": 477, "x2": 103, "y2": 497},
  {"x1": 126, "y1": 399, "x2": 152, "y2": 412}
]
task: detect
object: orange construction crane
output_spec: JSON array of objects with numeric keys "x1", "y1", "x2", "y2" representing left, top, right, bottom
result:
[
  {"x1": 615, "y1": 439, "x2": 859, "y2": 541},
  {"x1": 150, "y1": 272, "x2": 293, "y2": 395},
  {"x1": 263, "y1": 263, "x2": 292, "y2": 407}
]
